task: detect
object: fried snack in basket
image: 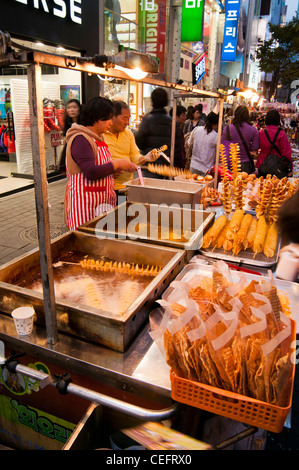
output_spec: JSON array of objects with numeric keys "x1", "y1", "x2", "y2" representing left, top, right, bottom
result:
[
  {"x1": 263, "y1": 223, "x2": 278, "y2": 258},
  {"x1": 161, "y1": 264, "x2": 294, "y2": 409},
  {"x1": 253, "y1": 216, "x2": 268, "y2": 256},
  {"x1": 212, "y1": 220, "x2": 231, "y2": 250}
]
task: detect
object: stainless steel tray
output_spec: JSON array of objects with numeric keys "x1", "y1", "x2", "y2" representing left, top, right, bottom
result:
[
  {"x1": 125, "y1": 177, "x2": 205, "y2": 208},
  {"x1": 162, "y1": 262, "x2": 299, "y2": 332},
  {"x1": 78, "y1": 202, "x2": 215, "y2": 262},
  {"x1": 200, "y1": 240, "x2": 280, "y2": 267},
  {"x1": 199, "y1": 211, "x2": 280, "y2": 267},
  {"x1": 0, "y1": 231, "x2": 185, "y2": 352}
]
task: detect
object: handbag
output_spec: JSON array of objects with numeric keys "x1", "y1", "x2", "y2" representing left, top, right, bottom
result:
[
  {"x1": 258, "y1": 129, "x2": 292, "y2": 179},
  {"x1": 226, "y1": 124, "x2": 255, "y2": 172}
]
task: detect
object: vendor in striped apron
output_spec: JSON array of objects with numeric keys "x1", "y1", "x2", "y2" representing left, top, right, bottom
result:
[{"x1": 64, "y1": 97, "x2": 137, "y2": 231}]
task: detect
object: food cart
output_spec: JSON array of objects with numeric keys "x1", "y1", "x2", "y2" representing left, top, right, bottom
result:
[{"x1": 0, "y1": 33, "x2": 296, "y2": 451}]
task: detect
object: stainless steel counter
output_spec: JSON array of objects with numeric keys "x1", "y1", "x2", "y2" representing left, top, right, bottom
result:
[{"x1": 0, "y1": 310, "x2": 172, "y2": 406}]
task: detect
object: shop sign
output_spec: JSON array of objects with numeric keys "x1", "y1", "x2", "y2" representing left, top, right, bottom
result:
[
  {"x1": 221, "y1": 0, "x2": 241, "y2": 62},
  {"x1": 192, "y1": 53, "x2": 206, "y2": 85},
  {"x1": 138, "y1": 0, "x2": 167, "y2": 73},
  {"x1": 50, "y1": 130, "x2": 64, "y2": 147},
  {"x1": 181, "y1": 0, "x2": 204, "y2": 43},
  {"x1": 14, "y1": 0, "x2": 82, "y2": 24}
]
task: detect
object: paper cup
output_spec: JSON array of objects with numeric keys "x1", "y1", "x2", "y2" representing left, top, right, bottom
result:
[
  {"x1": 11, "y1": 307, "x2": 35, "y2": 335},
  {"x1": 276, "y1": 253, "x2": 299, "y2": 282}
]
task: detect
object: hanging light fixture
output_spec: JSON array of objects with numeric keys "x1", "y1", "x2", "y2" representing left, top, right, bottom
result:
[{"x1": 78, "y1": 49, "x2": 159, "y2": 79}]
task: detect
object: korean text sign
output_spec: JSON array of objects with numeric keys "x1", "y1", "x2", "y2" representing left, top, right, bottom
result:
[{"x1": 221, "y1": 0, "x2": 241, "y2": 62}]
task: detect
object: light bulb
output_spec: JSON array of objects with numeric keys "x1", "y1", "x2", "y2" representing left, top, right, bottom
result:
[{"x1": 115, "y1": 65, "x2": 148, "y2": 80}]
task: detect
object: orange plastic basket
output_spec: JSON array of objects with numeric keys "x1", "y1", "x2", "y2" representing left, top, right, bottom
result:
[{"x1": 170, "y1": 320, "x2": 296, "y2": 433}]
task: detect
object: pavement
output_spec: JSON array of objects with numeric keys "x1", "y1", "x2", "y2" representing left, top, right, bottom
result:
[
  {"x1": 0, "y1": 177, "x2": 68, "y2": 266},
  {"x1": 0, "y1": 177, "x2": 298, "y2": 450}
]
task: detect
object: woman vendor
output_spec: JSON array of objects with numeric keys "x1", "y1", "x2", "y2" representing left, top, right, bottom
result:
[{"x1": 64, "y1": 96, "x2": 137, "y2": 230}]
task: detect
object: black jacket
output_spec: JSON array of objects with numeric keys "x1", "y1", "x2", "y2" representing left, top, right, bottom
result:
[{"x1": 135, "y1": 108, "x2": 184, "y2": 168}]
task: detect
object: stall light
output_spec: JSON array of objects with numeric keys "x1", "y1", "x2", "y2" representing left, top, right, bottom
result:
[
  {"x1": 115, "y1": 65, "x2": 148, "y2": 80},
  {"x1": 78, "y1": 50, "x2": 159, "y2": 77}
]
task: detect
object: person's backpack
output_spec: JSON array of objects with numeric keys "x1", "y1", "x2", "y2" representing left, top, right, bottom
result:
[{"x1": 258, "y1": 129, "x2": 292, "y2": 179}]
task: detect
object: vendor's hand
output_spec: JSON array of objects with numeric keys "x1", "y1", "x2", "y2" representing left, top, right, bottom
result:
[
  {"x1": 112, "y1": 159, "x2": 137, "y2": 176},
  {"x1": 279, "y1": 245, "x2": 299, "y2": 258},
  {"x1": 144, "y1": 149, "x2": 160, "y2": 163}
]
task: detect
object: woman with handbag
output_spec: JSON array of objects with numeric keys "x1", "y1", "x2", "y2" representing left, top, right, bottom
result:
[
  {"x1": 221, "y1": 105, "x2": 259, "y2": 174},
  {"x1": 256, "y1": 109, "x2": 292, "y2": 178}
]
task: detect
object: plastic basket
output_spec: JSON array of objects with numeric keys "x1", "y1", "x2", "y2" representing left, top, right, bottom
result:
[{"x1": 170, "y1": 321, "x2": 296, "y2": 433}]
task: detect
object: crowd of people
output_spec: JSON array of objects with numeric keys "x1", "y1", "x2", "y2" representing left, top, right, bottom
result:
[{"x1": 57, "y1": 88, "x2": 295, "y2": 232}]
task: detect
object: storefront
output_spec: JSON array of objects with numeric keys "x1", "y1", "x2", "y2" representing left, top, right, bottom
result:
[{"x1": 0, "y1": 0, "x2": 100, "y2": 177}]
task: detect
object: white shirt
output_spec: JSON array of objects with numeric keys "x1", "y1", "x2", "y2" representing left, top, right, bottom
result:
[{"x1": 189, "y1": 126, "x2": 218, "y2": 173}]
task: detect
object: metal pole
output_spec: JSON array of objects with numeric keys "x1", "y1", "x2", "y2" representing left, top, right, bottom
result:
[
  {"x1": 214, "y1": 96, "x2": 224, "y2": 189},
  {"x1": 27, "y1": 63, "x2": 58, "y2": 345},
  {"x1": 10, "y1": 361, "x2": 178, "y2": 422},
  {"x1": 170, "y1": 95, "x2": 177, "y2": 170}
]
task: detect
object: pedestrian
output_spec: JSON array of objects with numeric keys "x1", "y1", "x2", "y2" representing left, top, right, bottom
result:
[
  {"x1": 169, "y1": 105, "x2": 187, "y2": 168},
  {"x1": 64, "y1": 97, "x2": 137, "y2": 230},
  {"x1": 256, "y1": 109, "x2": 292, "y2": 179},
  {"x1": 183, "y1": 103, "x2": 206, "y2": 135},
  {"x1": 188, "y1": 111, "x2": 219, "y2": 176},
  {"x1": 103, "y1": 100, "x2": 159, "y2": 194},
  {"x1": 134, "y1": 87, "x2": 184, "y2": 176},
  {"x1": 58, "y1": 99, "x2": 82, "y2": 173},
  {"x1": 221, "y1": 104, "x2": 259, "y2": 174}
]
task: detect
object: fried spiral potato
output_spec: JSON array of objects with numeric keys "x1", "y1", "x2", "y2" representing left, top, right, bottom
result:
[
  {"x1": 242, "y1": 218, "x2": 257, "y2": 250},
  {"x1": 79, "y1": 259, "x2": 162, "y2": 277},
  {"x1": 202, "y1": 215, "x2": 227, "y2": 248},
  {"x1": 263, "y1": 223, "x2": 278, "y2": 258},
  {"x1": 253, "y1": 216, "x2": 268, "y2": 256}
]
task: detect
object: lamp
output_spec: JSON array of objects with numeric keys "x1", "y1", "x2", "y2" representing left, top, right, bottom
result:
[{"x1": 78, "y1": 49, "x2": 159, "y2": 79}]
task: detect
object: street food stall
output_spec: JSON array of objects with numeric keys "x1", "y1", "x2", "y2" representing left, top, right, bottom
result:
[{"x1": 0, "y1": 32, "x2": 297, "y2": 451}]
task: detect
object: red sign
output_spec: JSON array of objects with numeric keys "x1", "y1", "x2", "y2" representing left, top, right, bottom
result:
[{"x1": 50, "y1": 131, "x2": 64, "y2": 148}]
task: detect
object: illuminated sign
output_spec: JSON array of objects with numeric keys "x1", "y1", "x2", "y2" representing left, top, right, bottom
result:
[
  {"x1": 181, "y1": 0, "x2": 204, "y2": 43},
  {"x1": 138, "y1": 0, "x2": 167, "y2": 73},
  {"x1": 192, "y1": 53, "x2": 206, "y2": 84},
  {"x1": 14, "y1": 0, "x2": 82, "y2": 24},
  {"x1": 221, "y1": 0, "x2": 241, "y2": 62}
]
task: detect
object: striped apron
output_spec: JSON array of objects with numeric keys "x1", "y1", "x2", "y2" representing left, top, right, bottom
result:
[{"x1": 66, "y1": 140, "x2": 116, "y2": 231}]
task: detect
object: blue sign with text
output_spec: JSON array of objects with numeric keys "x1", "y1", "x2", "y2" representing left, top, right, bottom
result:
[{"x1": 221, "y1": 0, "x2": 241, "y2": 62}]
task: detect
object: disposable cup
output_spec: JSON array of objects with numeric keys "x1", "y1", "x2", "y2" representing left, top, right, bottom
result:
[
  {"x1": 276, "y1": 253, "x2": 299, "y2": 282},
  {"x1": 11, "y1": 307, "x2": 35, "y2": 335}
]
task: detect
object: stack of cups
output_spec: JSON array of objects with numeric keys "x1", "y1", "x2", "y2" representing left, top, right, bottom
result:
[
  {"x1": 276, "y1": 252, "x2": 299, "y2": 282},
  {"x1": 11, "y1": 306, "x2": 35, "y2": 335}
]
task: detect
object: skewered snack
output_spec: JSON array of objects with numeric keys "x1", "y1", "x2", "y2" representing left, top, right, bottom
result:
[
  {"x1": 85, "y1": 281, "x2": 103, "y2": 309},
  {"x1": 213, "y1": 220, "x2": 231, "y2": 250},
  {"x1": 226, "y1": 209, "x2": 244, "y2": 239},
  {"x1": 200, "y1": 187, "x2": 221, "y2": 208},
  {"x1": 242, "y1": 217, "x2": 257, "y2": 250},
  {"x1": 202, "y1": 215, "x2": 227, "y2": 248},
  {"x1": 253, "y1": 215, "x2": 268, "y2": 256},
  {"x1": 230, "y1": 143, "x2": 241, "y2": 180},
  {"x1": 233, "y1": 174, "x2": 243, "y2": 210},
  {"x1": 263, "y1": 223, "x2": 278, "y2": 258},
  {"x1": 147, "y1": 163, "x2": 192, "y2": 179},
  {"x1": 232, "y1": 213, "x2": 252, "y2": 255},
  {"x1": 79, "y1": 259, "x2": 162, "y2": 277}
]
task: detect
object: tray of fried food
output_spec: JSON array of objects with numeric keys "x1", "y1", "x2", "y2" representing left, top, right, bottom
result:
[
  {"x1": 200, "y1": 209, "x2": 280, "y2": 266},
  {"x1": 157, "y1": 261, "x2": 296, "y2": 433},
  {"x1": 200, "y1": 186, "x2": 222, "y2": 209}
]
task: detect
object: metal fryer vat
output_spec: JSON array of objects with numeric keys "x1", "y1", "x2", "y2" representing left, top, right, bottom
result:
[
  {"x1": 0, "y1": 231, "x2": 185, "y2": 352},
  {"x1": 77, "y1": 202, "x2": 214, "y2": 261},
  {"x1": 125, "y1": 177, "x2": 205, "y2": 208}
]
